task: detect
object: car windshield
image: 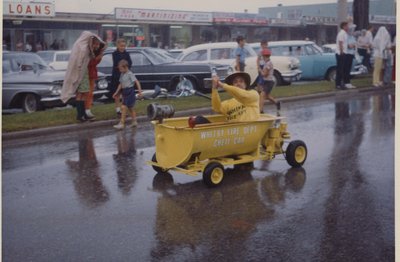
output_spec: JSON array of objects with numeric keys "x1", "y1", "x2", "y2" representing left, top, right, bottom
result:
[
  {"x1": 312, "y1": 44, "x2": 324, "y2": 54},
  {"x1": 143, "y1": 48, "x2": 176, "y2": 64},
  {"x1": 3, "y1": 53, "x2": 49, "y2": 72},
  {"x1": 37, "y1": 52, "x2": 54, "y2": 63}
]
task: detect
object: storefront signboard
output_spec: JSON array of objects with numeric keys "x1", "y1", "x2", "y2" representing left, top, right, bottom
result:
[
  {"x1": 115, "y1": 8, "x2": 212, "y2": 23},
  {"x1": 3, "y1": 1, "x2": 55, "y2": 17},
  {"x1": 213, "y1": 12, "x2": 268, "y2": 25},
  {"x1": 302, "y1": 16, "x2": 336, "y2": 25}
]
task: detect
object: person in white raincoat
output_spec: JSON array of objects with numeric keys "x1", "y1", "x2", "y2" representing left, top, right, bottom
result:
[
  {"x1": 372, "y1": 26, "x2": 392, "y2": 87},
  {"x1": 61, "y1": 31, "x2": 105, "y2": 122}
]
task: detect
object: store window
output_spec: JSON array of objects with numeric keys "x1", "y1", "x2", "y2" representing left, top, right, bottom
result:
[
  {"x1": 170, "y1": 25, "x2": 191, "y2": 49},
  {"x1": 101, "y1": 25, "x2": 145, "y2": 47}
]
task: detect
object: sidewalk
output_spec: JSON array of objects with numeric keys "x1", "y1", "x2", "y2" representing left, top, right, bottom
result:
[{"x1": 2, "y1": 85, "x2": 394, "y2": 140}]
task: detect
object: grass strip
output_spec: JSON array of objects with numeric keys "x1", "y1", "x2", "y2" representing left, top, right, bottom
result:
[{"x1": 2, "y1": 77, "x2": 372, "y2": 133}]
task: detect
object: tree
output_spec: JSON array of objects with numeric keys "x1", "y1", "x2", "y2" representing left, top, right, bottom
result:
[{"x1": 353, "y1": 0, "x2": 370, "y2": 30}]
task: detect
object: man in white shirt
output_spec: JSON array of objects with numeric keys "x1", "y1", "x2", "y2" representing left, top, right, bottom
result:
[{"x1": 335, "y1": 21, "x2": 349, "y2": 89}]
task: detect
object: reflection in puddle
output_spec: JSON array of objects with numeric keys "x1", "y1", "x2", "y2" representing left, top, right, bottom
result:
[
  {"x1": 151, "y1": 166, "x2": 306, "y2": 260},
  {"x1": 66, "y1": 136, "x2": 109, "y2": 208}
]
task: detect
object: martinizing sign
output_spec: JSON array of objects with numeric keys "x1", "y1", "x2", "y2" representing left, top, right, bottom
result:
[
  {"x1": 4, "y1": 1, "x2": 55, "y2": 17},
  {"x1": 115, "y1": 8, "x2": 212, "y2": 23}
]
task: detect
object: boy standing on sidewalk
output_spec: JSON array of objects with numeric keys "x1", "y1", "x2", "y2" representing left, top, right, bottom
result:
[
  {"x1": 235, "y1": 35, "x2": 246, "y2": 72},
  {"x1": 111, "y1": 38, "x2": 132, "y2": 116}
]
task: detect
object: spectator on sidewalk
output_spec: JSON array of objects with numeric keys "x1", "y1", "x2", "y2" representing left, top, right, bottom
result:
[
  {"x1": 357, "y1": 29, "x2": 372, "y2": 71},
  {"x1": 344, "y1": 24, "x2": 357, "y2": 89},
  {"x1": 235, "y1": 35, "x2": 246, "y2": 72},
  {"x1": 372, "y1": 26, "x2": 392, "y2": 87},
  {"x1": 85, "y1": 44, "x2": 106, "y2": 119},
  {"x1": 61, "y1": 31, "x2": 105, "y2": 122},
  {"x1": 111, "y1": 38, "x2": 133, "y2": 117},
  {"x1": 335, "y1": 21, "x2": 349, "y2": 90}
]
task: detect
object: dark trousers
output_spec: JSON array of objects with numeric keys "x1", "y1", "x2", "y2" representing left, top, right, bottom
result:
[
  {"x1": 335, "y1": 54, "x2": 346, "y2": 87},
  {"x1": 357, "y1": 48, "x2": 372, "y2": 71},
  {"x1": 344, "y1": 54, "x2": 354, "y2": 84}
]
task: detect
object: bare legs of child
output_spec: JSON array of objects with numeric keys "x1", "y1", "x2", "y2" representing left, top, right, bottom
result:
[
  {"x1": 259, "y1": 90, "x2": 281, "y2": 114},
  {"x1": 113, "y1": 105, "x2": 138, "y2": 130}
]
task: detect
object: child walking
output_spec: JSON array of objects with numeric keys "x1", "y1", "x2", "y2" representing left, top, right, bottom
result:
[
  {"x1": 111, "y1": 38, "x2": 132, "y2": 116},
  {"x1": 113, "y1": 60, "x2": 142, "y2": 130},
  {"x1": 258, "y1": 49, "x2": 280, "y2": 114}
]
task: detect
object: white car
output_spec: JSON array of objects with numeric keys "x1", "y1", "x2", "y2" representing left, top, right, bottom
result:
[
  {"x1": 37, "y1": 50, "x2": 71, "y2": 71},
  {"x1": 177, "y1": 42, "x2": 302, "y2": 87}
]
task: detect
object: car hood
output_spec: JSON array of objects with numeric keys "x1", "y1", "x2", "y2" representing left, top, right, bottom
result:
[
  {"x1": 3, "y1": 70, "x2": 106, "y2": 83},
  {"x1": 160, "y1": 61, "x2": 227, "y2": 70},
  {"x1": 3, "y1": 69, "x2": 66, "y2": 83}
]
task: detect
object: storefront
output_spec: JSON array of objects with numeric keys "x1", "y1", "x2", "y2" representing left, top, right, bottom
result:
[
  {"x1": 212, "y1": 12, "x2": 269, "y2": 43},
  {"x1": 112, "y1": 8, "x2": 213, "y2": 49},
  {"x1": 3, "y1": 2, "x2": 104, "y2": 51}
]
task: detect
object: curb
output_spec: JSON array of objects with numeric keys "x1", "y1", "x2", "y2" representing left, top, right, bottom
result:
[{"x1": 2, "y1": 85, "x2": 394, "y2": 140}]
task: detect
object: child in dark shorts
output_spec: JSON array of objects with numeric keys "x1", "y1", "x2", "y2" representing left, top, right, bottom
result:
[
  {"x1": 258, "y1": 49, "x2": 281, "y2": 113},
  {"x1": 112, "y1": 60, "x2": 143, "y2": 130}
]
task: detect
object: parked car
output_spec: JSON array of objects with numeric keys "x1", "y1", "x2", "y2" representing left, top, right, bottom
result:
[
  {"x1": 177, "y1": 42, "x2": 302, "y2": 87},
  {"x1": 167, "y1": 49, "x2": 184, "y2": 59},
  {"x1": 97, "y1": 47, "x2": 229, "y2": 95},
  {"x1": 2, "y1": 52, "x2": 109, "y2": 113},
  {"x1": 321, "y1": 43, "x2": 371, "y2": 69},
  {"x1": 267, "y1": 40, "x2": 367, "y2": 81},
  {"x1": 321, "y1": 44, "x2": 337, "y2": 54},
  {"x1": 37, "y1": 50, "x2": 71, "y2": 71}
]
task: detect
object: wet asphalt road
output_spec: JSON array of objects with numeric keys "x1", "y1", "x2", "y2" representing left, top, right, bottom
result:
[{"x1": 2, "y1": 90, "x2": 395, "y2": 262}]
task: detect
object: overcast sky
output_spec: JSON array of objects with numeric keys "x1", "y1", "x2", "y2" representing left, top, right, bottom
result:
[{"x1": 50, "y1": 0, "x2": 338, "y2": 14}]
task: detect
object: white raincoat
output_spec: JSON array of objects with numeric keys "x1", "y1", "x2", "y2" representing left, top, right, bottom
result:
[
  {"x1": 61, "y1": 31, "x2": 105, "y2": 103},
  {"x1": 372, "y1": 26, "x2": 391, "y2": 59}
]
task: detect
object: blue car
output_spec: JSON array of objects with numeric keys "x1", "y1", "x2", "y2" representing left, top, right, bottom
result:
[{"x1": 267, "y1": 41, "x2": 366, "y2": 81}]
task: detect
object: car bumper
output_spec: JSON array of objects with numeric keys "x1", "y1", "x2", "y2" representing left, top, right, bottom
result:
[
  {"x1": 40, "y1": 90, "x2": 109, "y2": 107},
  {"x1": 281, "y1": 69, "x2": 302, "y2": 82}
]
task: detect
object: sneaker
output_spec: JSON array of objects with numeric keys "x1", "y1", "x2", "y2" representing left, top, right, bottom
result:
[
  {"x1": 128, "y1": 121, "x2": 138, "y2": 128},
  {"x1": 113, "y1": 122, "x2": 125, "y2": 130},
  {"x1": 85, "y1": 109, "x2": 95, "y2": 118},
  {"x1": 345, "y1": 83, "x2": 356, "y2": 89},
  {"x1": 276, "y1": 101, "x2": 281, "y2": 111}
]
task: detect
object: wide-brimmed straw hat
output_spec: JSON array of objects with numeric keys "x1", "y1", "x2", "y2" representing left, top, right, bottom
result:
[{"x1": 224, "y1": 72, "x2": 251, "y2": 88}]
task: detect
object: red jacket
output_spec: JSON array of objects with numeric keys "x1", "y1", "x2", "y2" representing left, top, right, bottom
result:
[{"x1": 88, "y1": 54, "x2": 103, "y2": 80}]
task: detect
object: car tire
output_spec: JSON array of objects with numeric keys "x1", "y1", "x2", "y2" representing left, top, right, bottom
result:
[
  {"x1": 326, "y1": 68, "x2": 337, "y2": 82},
  {"x1": 22, "y1": 93, "x2": 42, "y2": 113},
  {"x1": 171, "y1": 76, "x2": 199, "y2": 93},
  {"x1": 273, "y1": 71, "x2": 282, "y2": 86}
]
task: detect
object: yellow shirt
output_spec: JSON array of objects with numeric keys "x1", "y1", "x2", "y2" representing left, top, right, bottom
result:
[{"x1": 212, "y1": 84, "x2": 260, "y2": 121}]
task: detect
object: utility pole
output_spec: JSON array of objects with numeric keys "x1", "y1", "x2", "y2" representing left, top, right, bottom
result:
[
  {"x1": 337, "y1": 0, "x2": 348, "y2": 26},
  {"x1": 353, "y1": 0, "x2": 370, "y2": 30}
]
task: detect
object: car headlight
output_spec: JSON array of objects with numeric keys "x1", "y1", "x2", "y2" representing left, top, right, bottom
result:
[
  {"x1": 227, "y1": 66, "x2": 235, "y2": 75},
  {"x1": 49, "y1": 85, "x2": 62, "y2": 96},
  {"x1": 289, "y1": 58, "x2": 300, "y2": 70},
  {"x1": 97, "y1": 79, "x2": 108, "y2": 90}
]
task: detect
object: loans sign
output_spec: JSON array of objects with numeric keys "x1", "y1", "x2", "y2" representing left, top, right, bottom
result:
[{"x1": 3, "y1": 2, "x2": 55, "y2": 17}]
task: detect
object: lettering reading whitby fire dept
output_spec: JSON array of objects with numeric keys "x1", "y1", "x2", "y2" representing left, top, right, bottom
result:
[{"x1": 200, "y1": 125, "x2": 258, "y2": 148}]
